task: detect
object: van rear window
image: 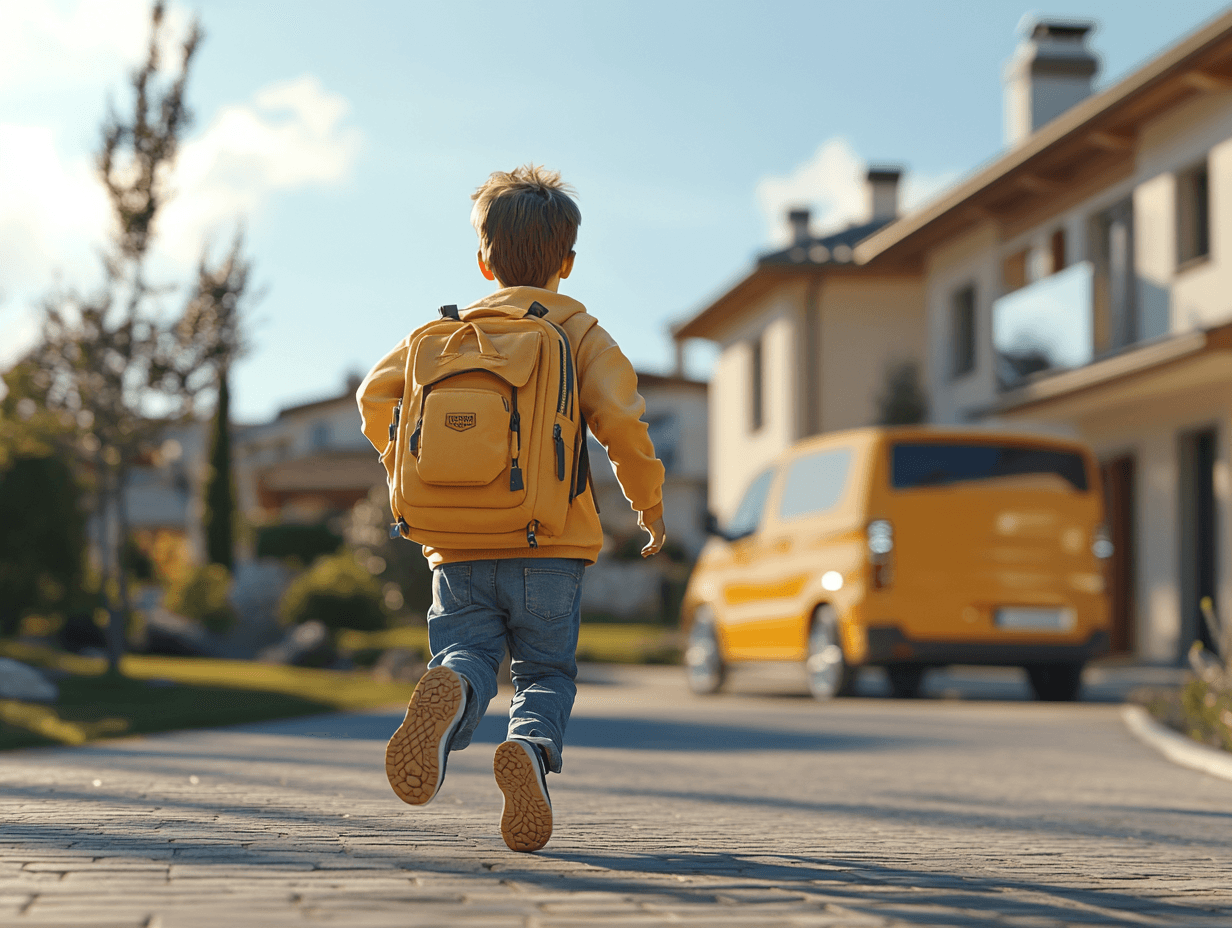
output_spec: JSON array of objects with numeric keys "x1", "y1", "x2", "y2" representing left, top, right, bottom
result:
[{"x1": 891, "y1": 442, "x2": 1088, "y2": 492}]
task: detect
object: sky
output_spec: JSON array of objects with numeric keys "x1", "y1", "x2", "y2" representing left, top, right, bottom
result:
[{"x1": 3, "y1": 0, "x2": 1231, "y2": 423}]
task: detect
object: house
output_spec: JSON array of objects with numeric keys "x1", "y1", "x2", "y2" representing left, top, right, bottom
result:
[
  {"x1": 587, "y1": 371, "x2": 709, "y2": 557},
  {"x1": 672, "y1": 172, "x2": 925, "y2": 519},
  {"x1": 235, "y1": 376, "x2": 383, "y2": 527},
  {"x1": 676, "y1": 13, "x2": 1232, "y2": 664}
]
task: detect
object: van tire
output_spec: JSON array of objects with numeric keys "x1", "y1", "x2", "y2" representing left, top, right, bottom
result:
[
  {"x1": 807, "y1": 605, "x2": 853, "y2": 701},
  {"x1": 886, "y1": 663, "x2": 925, "y2": 699},
  {"x1": 1025, "y1": 661, "x2": 1084, "y2": 701},
  {"x1": 685, "y1": 607, "x2": 725, "y2": 695}
]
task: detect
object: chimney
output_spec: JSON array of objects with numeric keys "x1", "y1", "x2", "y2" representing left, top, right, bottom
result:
[
  {"x1": 1004, "y1": 19, "x2": 1099, "y2": 146},
  {"x1": 866, "y1": 167, "x2": 902, "y2": 223},
  {"x1": 788, "y1": 208, "x2": 811, "y2": 245}
]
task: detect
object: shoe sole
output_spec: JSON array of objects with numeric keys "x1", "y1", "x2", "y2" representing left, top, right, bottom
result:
[
  {"x1": 385, "y1": 666, "x2": 465, "y2": 806},
  {"x1": 493, "y1": 740, "x2": 553, "y2": 852}
]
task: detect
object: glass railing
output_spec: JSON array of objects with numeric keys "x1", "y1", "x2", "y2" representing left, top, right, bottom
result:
[{"x1": 993, "y1": 261, "x2": 1093, "y2": 390}]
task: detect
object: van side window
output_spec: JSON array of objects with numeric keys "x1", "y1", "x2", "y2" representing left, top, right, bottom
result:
[
  {"x1": 725, "y1": 468, "x2": 775, "y2": 540},
  {"x1": 780, "y1": 448, "x2": 852, "y2": 519}
]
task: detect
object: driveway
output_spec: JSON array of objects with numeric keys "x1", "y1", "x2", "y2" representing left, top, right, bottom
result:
[{"x1": 1, "y1": 663, "x2": 1229, "y2": 926}]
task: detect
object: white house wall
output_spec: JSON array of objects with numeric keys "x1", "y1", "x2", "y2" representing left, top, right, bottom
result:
[
  {"x1": 709, "y1": 292, "x2": 800, "y2": 519},
  {"x1": 818, "y1": 276, "x2": 925, "y2": 431},
  {"x1": 924, "y1": 222, "x2": 1001, "y2": 424}
]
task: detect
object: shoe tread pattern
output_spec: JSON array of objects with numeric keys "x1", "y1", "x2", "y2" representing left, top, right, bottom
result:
[
  {"x1": 493, "y1": 740, "x2": 552, "y2": 852},
  {"x1": 385, "y1": 667, "x2": 463, "y2": 806}
]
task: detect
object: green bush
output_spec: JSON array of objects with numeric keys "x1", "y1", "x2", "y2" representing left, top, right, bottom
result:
[
  {"x1": 164, "y1": 563, "x2": 236, "y2": 635},
  {"x1": 256, "y1": 522, "x2": 343, "y2": 563},
  {"x1": 279, "y1": 552, "x2": 387, "y2": 633}
]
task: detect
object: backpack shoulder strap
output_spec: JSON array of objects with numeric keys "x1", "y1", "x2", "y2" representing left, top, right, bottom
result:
[{"x1": 438, "y1": 304, "x2": 460, "y2": 320}]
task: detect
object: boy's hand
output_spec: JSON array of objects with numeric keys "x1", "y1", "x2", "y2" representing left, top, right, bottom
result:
[{"x1": 641, "y1": 518, "x2": 666, "y2": 558}]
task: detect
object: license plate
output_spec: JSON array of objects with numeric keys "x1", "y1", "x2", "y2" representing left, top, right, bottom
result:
[{"x1": 995, "y1": 607, "x2": 1075, "y2": 631}]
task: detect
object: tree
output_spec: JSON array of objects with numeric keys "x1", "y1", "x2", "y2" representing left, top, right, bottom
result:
[
  {"x1": 876, "y1": 360, "x2": 928, "y2": 426},
  {"x1": 153, "y1": 233, "x2": 252, "y2": 571},
  {"x1": 0, "y1": 364, "x2": 87, "y2": 636},
  {"x1": 30, "y1": 3, "x2": 209, "y2": 672}
]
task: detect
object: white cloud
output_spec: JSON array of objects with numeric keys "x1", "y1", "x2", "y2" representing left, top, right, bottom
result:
[
  {"x1": 157, "y1": 75, "x2": 363, "y2": 264},
  {"x1": 756, "y1": 136, "x2": 960, "y2": 246}
]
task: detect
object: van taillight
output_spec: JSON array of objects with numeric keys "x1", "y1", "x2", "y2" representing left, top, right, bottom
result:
[
  {"x1": 1092, "y1": 524, "x2": 1114, "y2": 559},
  {"x1": 867, "y1": 519, "x2": 894, "y2": 590}
]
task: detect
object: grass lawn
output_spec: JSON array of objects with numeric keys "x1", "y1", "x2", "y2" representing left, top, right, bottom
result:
[
  {"x1": 0, "y1": 641, "x2": 417, "y2": 752},
  {"x1": 1, "y1": 621, "x2": 680, "y2": 752},
  {"x1": 339, "y1": 622, "x2": 681, "y2": 665}
]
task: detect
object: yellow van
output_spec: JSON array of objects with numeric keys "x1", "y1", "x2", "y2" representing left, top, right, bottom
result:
[{"x1": 682, "y1": 427, "x2": 1112, "y2": 701}]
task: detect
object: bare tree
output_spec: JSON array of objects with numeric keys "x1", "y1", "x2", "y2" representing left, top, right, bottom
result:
[{"x1": 34, "y1": 2, "x2": 204, "y2": 673}]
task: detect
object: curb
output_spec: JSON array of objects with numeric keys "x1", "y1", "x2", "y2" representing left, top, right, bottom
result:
[{"x1": 1121, "y1": 704, "x2": 1232, "y2": 783}]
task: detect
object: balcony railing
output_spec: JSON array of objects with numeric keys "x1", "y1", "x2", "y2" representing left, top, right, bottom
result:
[{"x1": 993, "y1": 261, "x2": 1093, "y2": 390}]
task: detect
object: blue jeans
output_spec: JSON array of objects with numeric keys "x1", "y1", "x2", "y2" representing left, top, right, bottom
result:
[{"x1": 425, "y1": 557, "x2": 585, "y2": 773}]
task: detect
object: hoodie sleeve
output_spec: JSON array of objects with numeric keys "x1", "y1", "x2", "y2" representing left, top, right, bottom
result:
[
  {"x1": 356, "y1": 337, "x2": 410, "y2": 463},
  {"x1": 573, "y1": 321, "x2": 665, "y2": 525}
]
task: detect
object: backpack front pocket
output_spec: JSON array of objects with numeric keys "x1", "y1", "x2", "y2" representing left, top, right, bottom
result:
[{"x1": 416, "y1": 388, "x2": 511, "y2": 486}]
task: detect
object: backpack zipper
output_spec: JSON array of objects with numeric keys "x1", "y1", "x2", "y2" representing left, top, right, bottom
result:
[
  {"x1": 547, "y1": 321, "x2": 574, "y2": 420},
  {"x1": 554, "y1": 424, "x2": 565, "y2": 480},
  {"x1": 526, "y1": 520, "x2": 539, "y2": 549},
  {"x1": 509, "y1": 385, "x2": 523, "y2": 491}
]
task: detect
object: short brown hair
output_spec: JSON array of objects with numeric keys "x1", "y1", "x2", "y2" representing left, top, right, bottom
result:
[{"x1": 470, "y1": 165, "x2": 581, "y2": 288}]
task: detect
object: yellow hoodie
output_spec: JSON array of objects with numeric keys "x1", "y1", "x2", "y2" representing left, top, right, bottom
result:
[{"x1": 357, "y1": 287, "x2": 664, "y2": 567}]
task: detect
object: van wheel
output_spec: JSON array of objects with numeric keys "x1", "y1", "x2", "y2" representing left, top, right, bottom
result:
[
  {"x1": 886, "y1": 664, "x2": 925, "y2": 699},
  {"x1": 1025, "y1": 662, "x2": 1084, "y2": 701},
  {"x1": 685, "y1": 607, "x2": 725, "y2": 695},
  {"x1": 807, "y1": 605, "x2": 852, "y2": 701}
]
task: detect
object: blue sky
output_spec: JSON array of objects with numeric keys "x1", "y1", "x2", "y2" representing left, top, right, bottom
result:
[{"x1": 2, "y1": 0, "x2": 1230, "y2": 422}]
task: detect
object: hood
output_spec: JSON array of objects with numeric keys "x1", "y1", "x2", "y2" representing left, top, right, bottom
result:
[{"x1": 462, "y1": 287, "x2": 590, "y2": 327}]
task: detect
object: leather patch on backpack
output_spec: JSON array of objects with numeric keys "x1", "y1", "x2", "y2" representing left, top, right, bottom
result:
[{"x1": 445, "y1": 412, "x2": 476, "y2": 432}]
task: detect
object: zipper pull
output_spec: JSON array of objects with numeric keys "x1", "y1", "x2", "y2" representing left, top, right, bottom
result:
[
  {"x1": 554, "y1": 424, "x2": 565, "y2": 480},
  {"x1": 526, "y1": 520, "x2": 539, "y2": 549},
  {"x1": 389, "y1": 517, "x2": 409, "y2": 539},
  {"x1": 510, "y1": 462, "x2": 524, "y2": 492},
  {"x1": 389, "y1": 400, "x2": 402, "y2": 442},
  {"x1": 409, "y1": 421, "x2": 422, "y2": 456}
]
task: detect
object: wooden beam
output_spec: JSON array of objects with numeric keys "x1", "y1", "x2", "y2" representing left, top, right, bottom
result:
[
  {"x1": 1016, "y1": 173, "x2": 1065, "y2": 196},
  {"x1": 1184, "y1": 69, "x2": 1232, "y2": 92},
  {"x1": 1087, "y1": 130, "x2": 1134, "y2": 152}
]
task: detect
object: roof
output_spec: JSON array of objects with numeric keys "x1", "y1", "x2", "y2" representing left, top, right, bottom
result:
[
  {"x1": 277, "y1": 379, "x2": 361, "y2": 420},
  {"x1": 672, "y1": 218, "x2": 896, "y2": 341},
  {"x1": 757, "y1": 218, "x2": 890, "y2": 268},
  {"x1": 635, "y1": 370, "x2": 707, "y2": 391},
  {"x1": 855, "y1": 8, "x2": 1232, "y2": 265}
]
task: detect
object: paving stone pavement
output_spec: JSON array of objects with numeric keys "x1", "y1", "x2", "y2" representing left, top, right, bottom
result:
[{"x1": 2, "y1": 663, "x2": 1230, "y2": 927}]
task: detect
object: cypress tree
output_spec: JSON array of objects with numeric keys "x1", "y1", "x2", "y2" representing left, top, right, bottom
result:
[{"x1": 202, "y1": 369, "x2": 235, "y2": 570}]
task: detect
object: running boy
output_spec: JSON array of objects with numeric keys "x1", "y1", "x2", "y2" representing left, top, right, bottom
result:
[{"x1": 356, "y1": 165, "x2": 665, "y2": 852}]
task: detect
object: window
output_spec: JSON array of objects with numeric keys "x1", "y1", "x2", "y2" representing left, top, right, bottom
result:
[
  {"x1": 749, "y1": 335, "x2": 764, "y2": 432},
  {"x1": 950, "y1": 285, "x2": 977, "y2": 379},
  {"x1": 646, "y1": 414, "x2": 679, "y2": 474},
  {"x1": 780, "y1": 448, "x2": 852, "y2": 520},
  {"x1": 310, "y1": 422, "x2": 331, "y2": 449},
  {"x1": 725, "y1": 468, "x2": 775, "y2": 540},
  {"x1": 1050, "y1": 228, "x2": 1067, "y2": 274},
  {"x1": 1091, "y1": 198, "x2": 1136, "y2": 353},
  {"x1": 891, "y1": 442, "x2": 1089, "y2": 492},
  {"x1": 1177, "y1": 160, "x2": 1210, "y2": 267}
]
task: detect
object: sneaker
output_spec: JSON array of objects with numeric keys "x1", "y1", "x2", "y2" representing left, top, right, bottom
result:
[
  {"x1": 385, "y1": 666, "x2": 466, "y2": 806},
  {"x1": 493, "y1": 739, "x2": 553, "y2": 852}
]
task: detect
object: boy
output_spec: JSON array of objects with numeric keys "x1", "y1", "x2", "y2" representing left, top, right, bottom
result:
[{"x1": 356, "y1": 164, "x2": 665, "y2": 852}]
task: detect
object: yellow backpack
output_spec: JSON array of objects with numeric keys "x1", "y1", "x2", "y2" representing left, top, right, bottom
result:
[{"x1": 385, "y1": 302, "x2": 589, "y2": 549}]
